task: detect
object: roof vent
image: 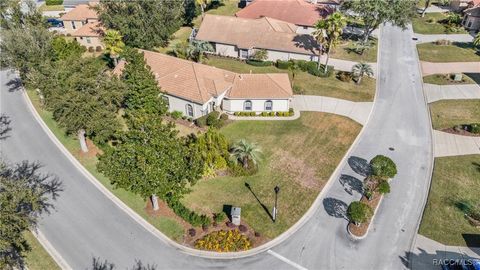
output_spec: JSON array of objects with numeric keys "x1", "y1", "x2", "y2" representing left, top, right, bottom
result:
[{"x1": 174, "y1": 74, "x2": 178, "y2": 78}]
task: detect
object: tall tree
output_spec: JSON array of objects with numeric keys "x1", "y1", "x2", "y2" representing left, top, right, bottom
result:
[
  {"x1": 196, "y1": 0, "x2": 210, "y2": 20},
  {"x1": 97, "y1": 115, "x2": 203, "y2": 210},
  {"x1": 51, "y1": 36, "x2": 86, "y2": 61},
  {"x1": 421, "y1": 0, "x2": 432, "y2": 18},
  {"x1": 97, "y1": 0, "x2": 184, "y2": 49},
  {"x1": 183, "y1": 0, "x2": 198, "y2": 26},
  {"x1": 341, "y1": 0, "x2": 417, "y2": 42},
  {"x1": 103, "y1": 29, "x2": 125, "y2": 66},
  {"x1": 190, "y1": 40, "x2": 214, "y2": 62},
  {"x1": 313, "y1": 12, "x2": 347, "y2": 73},
  {"x1": 0, "y1": 160, "x2": 62, "y2": 269},
  {"x1": 230, "y1": 139, "x2": 262, "y2": 169},
  {"x1": 351, "y1": 62, "x2": 374, "y2": 85}
]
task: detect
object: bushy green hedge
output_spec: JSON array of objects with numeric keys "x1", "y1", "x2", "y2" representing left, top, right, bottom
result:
[
  {"x1": 347, "y1": 201, "x2": 373, "y2": 225},
  {"x1": 468, "y1": 123, "x2": 480, "y2": 134},
  {"x1": 167, "y1": 198, "x2": 211, "y2": 227},
  {"x1": 370, "y1": 155, "x2": 397, "y2": 178},
  {"x1": 46, "y1": 0, "x2": 63, "y2": 5},
  {"x1": 276, "y1": 60, "x2": 292, "y2": 69},
  {"x1": 275, "y1": 59, "x2": 333, "y2": 77},
  {"x1": 233, "y1": 110, "x2": 293, "y2": 117},
  {"x1": 246, "y1": 60, "x2": 273, "y2": 66},
  {"x1": 195, "y1": 111, "x2": 228, "y2": 128}
]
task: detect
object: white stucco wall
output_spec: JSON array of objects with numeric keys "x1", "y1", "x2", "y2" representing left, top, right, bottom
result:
[
  {"x1": 75, "y1": 36, "x2": 103, "y2": 50},
  {"x1": 215, "y1": 43, "x2": 238, "y2": 58},
  {"x1": 222, "y1": 98, "x2": 290, "y2": 113},
  {"x1": 463, "y1": 15, "x2": 480, "y2": 30},
  {"x1": 265, "y1": 49, "x2": 318, "y2": 62},
  {"x1": 295, "y1": 26, "x2": 315, "y2": 34},
  {"x1": 163, "y1": 94, "x2": 208, "y2": 119}
]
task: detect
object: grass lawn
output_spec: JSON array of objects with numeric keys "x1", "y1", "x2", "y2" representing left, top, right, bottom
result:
[
  {"x1": 429, "y1": 100, "x2": 480, "y2": 130},
  {"x1": 412, "y1": 13, "x2": 468, "y2": 34},
  {"x1": 39, "y1": 4, "x2": 64, "y2": 12},
  {"x1": 419, "y1": 155, "x2": 480, "y2": 246},
  {"x1": 329, "y1": 38, "x2": 378, "y2": 63},
  {"x1": 205, "y1": 56, "x2": 376, "y2": 102},
  {"x1": 26, "y1": 90, "x2": 185, "y2": 242},
  {"x1": 423, "y1": 73, "x2": 480, "y2": 85},
  {"x1": 182, "y1": 112, "x2": 361, "y2": 239},
  {"x1": 417, "y1": 42, "x2": 480, "y2": 62},
  {"x1": 24, "y1": 231, "x2": 60, "y2": 270}
]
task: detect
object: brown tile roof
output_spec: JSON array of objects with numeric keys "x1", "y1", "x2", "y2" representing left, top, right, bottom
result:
[
  {"x1": 195, "y1": 14, "x2": 320, "y2": 55},
  {"x1": 113, "y1": 50, "x2": 293, "y2": 104},
  {"x1": 235, "y1": 0, "x2": 333, "y2": 26},
  {"x1": 60, "y1": 3, "x2": 98, "y2": 21},
  {"x1": 71, "y1": 21, "x2": 104, "y2": 37}
]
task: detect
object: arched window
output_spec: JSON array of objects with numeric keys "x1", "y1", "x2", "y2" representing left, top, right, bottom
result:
[
  {"x1": 186, "y1": 104, "x2": 194, "y2": 117},
  {"x1": 244, "y1": 100, "x2": 252, "y2": 111},
  {"x1": 264, "y1": 100, "x2": 273, "y2": 111}
]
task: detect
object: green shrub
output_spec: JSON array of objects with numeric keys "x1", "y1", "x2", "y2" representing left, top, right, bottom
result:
[
  {"x1": 234, "y1": 112, "x2": 239, "y2": 116},
  {"x1": 214, "y1": 212, "x2": 226, "y2": 223},
  {"x1": 88, "y1": 46, "x2": 94, "y2": 53},
  {"x1": 228, "y1": 161, "x2": 258, "y2": 176},
  {"x1": 377, "y1": 179, "x2": 391, "y2": 194},
  {"x1": 292, "y1": 85, "x2": 304, "y2": 94},
  {"x1": 250, "y1": 112, "x2": 256, "y2": 116},
  {"x1": 261, "y1": 112, "x2": 268, "y2": 116},
  {"x1": 246, "y1": 60, "x2": 273, "y2": 66},
  {"x1": 276, "y1": 60, "x2": 292, "y2": 69},
  {"x1": 268, "y1": 111, "x2": 275, "y2": 117},
  {"x1": 171, "y1": 110, "x2": 183, "y2": 119},
  {"x1": 46, "y1": 0, "x2": 63, "y2": 5},
  {"x1": 347, "y1": 201, "x2": 373, "y2": 225},
  {"x1": 182, "y1": 116, "x2": 187, "y2": 120},
  {"x1": 206, "y1": 111, "x2": 220, "y2": 127},
  {"x1": 370, "y1": 155, "x2": 397, "y2": 178},
  {"x1": 288, "y1": 108, "x2": 294, "y2": 116},
  {"x1": 317, "y1": 65, "x2": 334, "y2": 77},
  {"x1": 95, "y1": 46, "x2": 102, "y2": 52},
  {"x1": 220, "y1": 113, "x2": 228, "y2": 122},
  {"x1": 468, "y1": 123, "x2": 480, "y2": 134},
  {"x1": 167, "y1": 198, "x2": 211, "y2": 227},
  {"x1": 195, "y1": 115, "x2": 208, "y2": 127}
]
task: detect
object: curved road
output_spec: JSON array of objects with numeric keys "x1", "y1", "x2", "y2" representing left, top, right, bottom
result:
[{"x1": 0, "y1": 24, "x2": 432, "y2": 269}]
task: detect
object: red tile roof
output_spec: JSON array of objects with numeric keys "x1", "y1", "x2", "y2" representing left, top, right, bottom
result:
[
  {"x1": 235, "y1": 0, "x2": 333, "y2": 27},
  {"x1": 60, "y1": 3, "x2": 98, "y2": 21}
]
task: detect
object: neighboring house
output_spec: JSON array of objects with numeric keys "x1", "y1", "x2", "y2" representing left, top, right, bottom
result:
[
  {"x1": 235, "y1": 0, "x2": 334, "y2": 34},
  {"x1": 113, "y1": 50, "x2": 293, "y2": 119},
  {"x1": 462, "y1": 4, "x2": 480, "y2": 31},
  {"x1": 60, "y1": 2, "x2": 104, "y2": 50},
  {"x1": 450, "y1": 0, "x2": 480, "y2": 11},
  {"x1": 195, "y1": 14, "x2": 320, "y2": 62}
]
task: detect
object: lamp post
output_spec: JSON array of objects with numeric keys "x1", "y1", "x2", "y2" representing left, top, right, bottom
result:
[{"x1": 273, "y1": 185, "x2": 280, "y2": 222}]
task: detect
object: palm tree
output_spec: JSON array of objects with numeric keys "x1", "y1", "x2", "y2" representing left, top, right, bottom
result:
[
  {"x1": 312, "y1": 24, "x2": 327, "y2": 70},
  {"x1": 190, "y1": 40, "x2": 213, "y2": 62},
  {"x1": 103, "y1": 29, "x2": 125, "y2": 66},
  {"x1": 173, "y1": 41, "x2": 194, "y2": 60},
  {"x1": 352, "y1": 62, "x2": 374, "y2": 85},
  {"x1": 230, "y1": 139, "x2": 262, "y2": 169},
  {"x1": 288, "y1": 61, "x2": 299, "y2": 87},
  {"x1": 313, "y1": 12, "x2": 347, "y2": 74}
]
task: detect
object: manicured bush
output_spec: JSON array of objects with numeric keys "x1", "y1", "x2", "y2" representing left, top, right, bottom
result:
[
  {"x1": 249, "y1": 112, "x2": 256, "y2": 116},
  {"x1": 238, "y1": 224, "x2": 247, "y2": 232},
  {"x1": 206, "y1": 111, "x2": 220, "y2": 127},
  {"x1": 347, "y1": 201, "x2": 373, "y2": 225},
  {"x1": 214, "y1": 212, "x2": 226, "y2": 223},
  {"x1": 188, "y1": 228, "x2": 196, "y2": 237},
  {"x1": 268, "y1": 111, "x2": 275, "y2": 117},
  {"x1": 276, "y1": 60, "x2": 292, "y2": 69},
  {"x1": 194, "y1": 229, "x2": 251, "y2": 252},
  {"x1": 167, "y1": 198, "x2": 211, "y2": 227},
  {"x1": 195, "y1": 115, "x2": 208, "y2": 127},
  {"x1": 370, "y1": 155, "x2": 397, "y2": 178},
  {"x1": 88, "y1": 46, "x2": 94, "y2": 53},
  {"x1": 261, "y1": 112, "x2": 268, "y2": 116},
  {"x1": 234, "y1": 112, "x2": 239, "y2": 116},
  {"x1": 288, "y1": 108, "x2": 294, "y2": 116},
  {"x1": 171, "y1": 110, "x2": 183, "y2": 119},
  {"x1": 377, "y1": 179, "x2": 391, "y2": 194},
  {"x1": 46, "y1": 0, "x2": 63, "y2": 5},
  {"x1": 468, "y1": 123, "x2": 480, "y2": 134},
  {"x1": 246, "y1": 59, "x2": 273, "y2": 66},
  {"x1": 220, "y1": 113, "x2": 228, "y2": 122}
]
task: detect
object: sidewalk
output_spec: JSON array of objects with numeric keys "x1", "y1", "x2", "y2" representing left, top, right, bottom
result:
[
  {"x1": 411, "y1": 235, "x2": 480, "y2": 270},
  {"x1": 414, "y1": 33, "x2": 474, "y2": 44},
  {"x1": 291, "y1": 95, "x2": 373, "y2": 125},
  {"x1": 421, "y1": 61, "x2": 480, "y2": 76},
  {"x1": 424, "y1": 83, "x2": 480, "y2": 103},
  {"x1": 418, "y1": 4, "x2": 453, "y2": 13},
  {"x1": 433, "y1": 130, "x2": 480, "y2": 157}
]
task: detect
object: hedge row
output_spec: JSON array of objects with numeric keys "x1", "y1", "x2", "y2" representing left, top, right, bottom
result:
[
  {"x1": 167, "y1": 198, "x2": 211, "y2": 227},
  {"x1": 246, "y1": 59, "x2": 274, "y2": 66},
  {"x1": 276, "y1": 59, "x2": 333, "y2": 77},
  {"x1": 46, "y1": 0, "x2": 63, "y2": 5},
  {"x1": 195, "y1": 111, "x2": 228, "y2": 128},
  {"x1": 233, "y1": 109, "x2": 294, "y2": 117}
]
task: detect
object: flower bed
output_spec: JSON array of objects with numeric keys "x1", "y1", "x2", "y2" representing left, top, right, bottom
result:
[
  {"x1": 233, "y1": 109, "x2": 295, "y2": 117},
  {"x1": 194, "y1": 229, "x2": 252, "y2": 252}
]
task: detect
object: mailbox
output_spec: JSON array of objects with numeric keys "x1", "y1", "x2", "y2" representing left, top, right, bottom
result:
[{"x1": 231, "y1": 207, "x2": 241, "y2": 226}]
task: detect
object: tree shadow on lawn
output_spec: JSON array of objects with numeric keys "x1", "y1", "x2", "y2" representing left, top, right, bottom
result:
[
  {"x1": 463, "y1": 234, "x2": 480, "y2": 253},
  {"x1": 323, "y1": 197, "x2": 348, "y2": 220},
  {"x1": 339, "y1": 174, "x2": 364, "y2": 196},
  {"x1": 347, "y1": 156, "x2": 372, "y2": 177},
  {"x1": 244, "y1": 182, "x2": 274, "y2": 222}
]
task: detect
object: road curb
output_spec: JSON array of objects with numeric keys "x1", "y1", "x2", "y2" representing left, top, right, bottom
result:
[{"x1": 30, "y1": 229, "x2": 73, "y2": 270}]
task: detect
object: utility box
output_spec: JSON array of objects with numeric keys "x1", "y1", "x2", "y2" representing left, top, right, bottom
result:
[
  {"x1": 231, "y1": 207, "x2": 241, "y2": 226},
  {"x1": 453, "y1": 73, "x2": 463, "y2": 81}
]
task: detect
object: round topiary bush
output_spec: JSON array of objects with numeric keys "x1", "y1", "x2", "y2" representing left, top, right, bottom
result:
[
  {"x1": 370, "y1": 155, "x2": 397, "y2": 178},
  {"x1": 347, "y1": 201, "x2": 373, "y2": 226},
  {"x1": 188, "y1": 228, "x2": 196, "y2": 237},
  {"x1": 377, "y1": 179, "x2": 391, "y2": 194}
]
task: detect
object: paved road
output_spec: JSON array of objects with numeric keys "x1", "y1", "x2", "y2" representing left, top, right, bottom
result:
[{"x1": 0, "y1": 23, "x2": 433, "y2": 270}]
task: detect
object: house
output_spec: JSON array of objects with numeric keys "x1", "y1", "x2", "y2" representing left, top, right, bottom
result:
[
  {"x1": 195, "y1": 14, "x2": 320, "y2": 62},
  {"x1": 450, "y1": 0, "x2": 480, "y2": 11},
  {"x1": 235, "y1": 0, "x2": 334, "y2": 34},
  {"x1": 462, "y1": 4, "x2": 480, "y2": 31},
  {"x1": 113, "y1": 50, "x2": 293, "y2": 119},
  {"x1": 60, "y1": 2, "x2": 104, "y2": 50}
]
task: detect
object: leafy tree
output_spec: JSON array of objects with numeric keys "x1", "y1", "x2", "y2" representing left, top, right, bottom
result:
[
  {"x1": 184, "y1": 0, "x2": 199, "y2": 26},
  {"x1": 347, "y1": 201, "x2": 373, "y2": 226},
  {"x1": 251, "y1": 49, "x2": 268, "y2": 61},
  {"x1": 51, "y1": 36, "x2": 86, "y2": 61},
  {"x1": 1, "y1": 0, "x2": 45, "y2": 30},
  {"x1": 187, "y1": 129, "x2": 229, "y2": 177},
  {"x1": 230, "y1": 139, "x2": 262, "y2": 169},
  {"x1": 370, "y1": 155, "x2": 397, "y2": 178},
  {"x1": 196, "y1": 0, "x2": 210, "y2": 19},
  {"x1": 445, "y1": 12, "x2": 461, "y2": 25},
  {"x1": 121, "y1": 48, "x2": 168, "y2": 115},
  {"x1": 377, "y1": 179, "x2": 391, "y2": 194},
  {"x1": 0, "y1": 160, "x2": 62, "y2": 269},
  {"x1": 341, "y1": 0, "x2": 417, "y2": 42},
  {"x1": 173, "y1": 40, "x2": 195, "y2": 60},
  {"x1": 97, "y1": 0, "x2": 184, "y2": 49},
  {"x1": 351, "y1": 62, "x2": 374, "y2": 85},
  {"x1": 190, "y1": 40, "x2": 214, "y2": 62},
  {"x1": 97, "y1": 115, "x2": 203, "y2": 209},
  {"x1": 313, "y1": 12, "x2": 347, "y2": 73},
  {"x1": 103, "y1": 29, "x2": 125, "y2": 66}
]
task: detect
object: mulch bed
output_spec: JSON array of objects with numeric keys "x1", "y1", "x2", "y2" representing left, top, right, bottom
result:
[
  {"x1": 441, "y1": 128, "x2": 480, "y2": 137},
  {"x1": 77, "y1": 139, "x2": 103, "y2": 158},
  {"x1": 348, "y1": 193, "x2": 382, "y2": 238}
]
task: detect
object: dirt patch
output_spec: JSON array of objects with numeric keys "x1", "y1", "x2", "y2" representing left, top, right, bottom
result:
[
  {"x1": 77, "y1": 139, "x2": 102, "y2": 158},
  {"x1": 270, "y1": 149, "x2": 320, "y2": 189},
  {"x1": 348, "y1": 193, "x2": 382, "y2": 238},
  {"x1": 441, "y1": 128, "x2": 480, "y2": 137}
]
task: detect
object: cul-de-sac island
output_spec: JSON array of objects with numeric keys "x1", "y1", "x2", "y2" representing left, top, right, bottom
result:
[{"x1": 0, "y1": 0, "x2": 479, "y2": 269}]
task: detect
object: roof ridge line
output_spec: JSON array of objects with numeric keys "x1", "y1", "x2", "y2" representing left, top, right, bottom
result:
[
  {"x1": 266, "y1": 73, "x2": 291, "y2": 96},
  {"x1": 191, "y1": 63, "x2": 208, "y2": 102}
]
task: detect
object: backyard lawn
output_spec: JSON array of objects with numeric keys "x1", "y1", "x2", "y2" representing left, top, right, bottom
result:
[
  {"x1": 412, "y1": 13, "x2": 468, "y2": 34},
  {"x1": 419, "y1": 155, "x2": 480, "y2": 246},
  {"x1": 182, "y1": 112, "x2": 362, "y2": 239},
  {"x1": 24, "y1": 231, "x2": 60, "y2": 270},
  {"x1": 423, "y1": 73, "x2": 480, "y2": 85},
  {"x1": 429, "y1": 100, "x2": 480, "y2": 130},
  {"x1": 204, "y1": 56, "x2": 376, "y2": 102},
  {"x1": 417, "y1": 42, "x2": 480, "y2": 62}
]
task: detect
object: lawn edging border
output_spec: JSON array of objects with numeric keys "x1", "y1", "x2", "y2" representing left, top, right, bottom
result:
[
  {"x1": 30, "y1": 229, "x2": 71, "y2": 270},
  {"x1": 21, "y1": 24, "x2": 382, "y2": 258}
]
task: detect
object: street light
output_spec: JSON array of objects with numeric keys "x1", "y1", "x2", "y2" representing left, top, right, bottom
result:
[{"x1": 273, "y1": 185, "x2": 280, "y2": 222}]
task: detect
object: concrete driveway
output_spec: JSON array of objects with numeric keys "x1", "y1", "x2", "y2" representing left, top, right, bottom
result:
[{"x1": 421, "y1": 62, "x2": 480, "y2": 76}]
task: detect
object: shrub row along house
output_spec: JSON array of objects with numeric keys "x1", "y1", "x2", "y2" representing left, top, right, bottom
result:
[
  {"x1": 60, "y1": 2, "x2": 104, "y2": 50},
  {"x1": 113, "y1": 50, "x2": 293, "y2": 119}
]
